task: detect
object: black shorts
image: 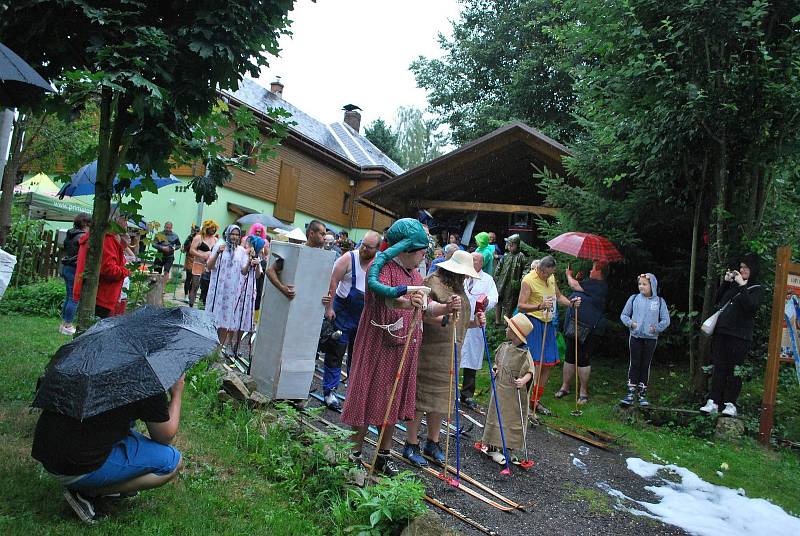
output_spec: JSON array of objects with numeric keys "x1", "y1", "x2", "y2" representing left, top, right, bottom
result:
[{"x1": 564, "y1": 332, "x2": 597, "y2": 367}]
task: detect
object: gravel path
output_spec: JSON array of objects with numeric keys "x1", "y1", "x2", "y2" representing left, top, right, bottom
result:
[{"x1": 309, "y1": 374, "x2": 687, "y2": 536}]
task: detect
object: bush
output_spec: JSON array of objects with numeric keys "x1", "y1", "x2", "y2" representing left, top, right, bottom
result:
[
  {"x1": 0, "y1": 279, "x2": 66, "y2": 317},
  {"x1": 330, "y1": 474, "x2": 427, "y2": 536}
]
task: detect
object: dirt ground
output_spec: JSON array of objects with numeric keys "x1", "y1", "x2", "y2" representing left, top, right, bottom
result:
[{"x1": 309, "y1": 373, "x2": 687, "y2": 536}]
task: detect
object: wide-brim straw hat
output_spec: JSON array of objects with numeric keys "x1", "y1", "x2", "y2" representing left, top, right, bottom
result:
[
  {"x1": 438, "y1": 249, "x2": 480, "y2": 278},
  {"x1": 277, "y1": 227, "x2": 307, "y2": 242},
  {"x1": 504, "y1": 313, "x2": 533, "y2": 341}
]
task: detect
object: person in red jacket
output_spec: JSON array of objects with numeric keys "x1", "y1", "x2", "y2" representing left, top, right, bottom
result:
[{"x1": 74, "y1": 214, "x2": 131, "y2": 319}]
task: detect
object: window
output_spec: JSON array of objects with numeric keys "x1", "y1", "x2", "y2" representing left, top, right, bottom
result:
[
  {"x1": 232, "y1": 139, "x2": 257, "y2": 170},
  {"x1": 341, "y1": 192, "x2": 352, "y2": 215}
]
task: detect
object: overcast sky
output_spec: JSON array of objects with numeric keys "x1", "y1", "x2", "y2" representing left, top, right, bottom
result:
[{"x1": 253, "y1": 0, "x2": 462, "y2": 130}]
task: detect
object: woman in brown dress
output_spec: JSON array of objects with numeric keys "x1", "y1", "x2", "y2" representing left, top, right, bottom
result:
[{"x1": 403, "y1": 250, "x2": 484, "y2": 467}]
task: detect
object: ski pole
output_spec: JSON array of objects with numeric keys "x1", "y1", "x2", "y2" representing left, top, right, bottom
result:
[
  {"x1": 481, "y1": 325, "x2": 512, "y2": 475},
  {"x1": 370, "y1": 307, "x2": 421, "y2": 476},
  {"x1": 454, "y1": 337, "x2": 462, "y2": 483},
  {"x1": 530, "y1": 309, "x2": 549, "y2": 422},
  {"x1": 442, "y1": 311, "x2": 457, "y2": 484},
  {"x1": 571, "y1": 305, "x2": 582, "y2": 417},
  {"x1": 516, "y1": 388, "x2": 534, "y2": 468}
]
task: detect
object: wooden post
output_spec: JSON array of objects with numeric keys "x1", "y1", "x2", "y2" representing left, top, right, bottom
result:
[
  {"x1": 759, "y1": 246, "x2": 791, "y2": 444},
  {"x1": 41, "y1": 230, "x2": 53, "y2": 279}
]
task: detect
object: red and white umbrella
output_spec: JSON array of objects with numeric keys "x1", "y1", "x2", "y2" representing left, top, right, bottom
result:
[{"x1": 546, "y1": 232, "x2": 623, "y2": 263}]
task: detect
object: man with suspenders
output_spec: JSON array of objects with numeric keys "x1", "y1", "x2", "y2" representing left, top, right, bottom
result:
[{"x1": 321, "y1": 231, "x2": 382, "y2": 410}]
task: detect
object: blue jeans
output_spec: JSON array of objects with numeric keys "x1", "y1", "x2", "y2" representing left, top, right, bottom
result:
[
  {"x1": 68, "y1": 430, "x2": 181, "y2": 491},
  {"x1": 61, "y1": 265, "x2": 77, "y2": 324}
]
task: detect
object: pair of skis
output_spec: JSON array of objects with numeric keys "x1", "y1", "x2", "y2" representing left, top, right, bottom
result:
[
  {"x1": 306, "y1": 392, "x2": 525, "y2": 513},
  {"x1": 298, "y1": 416, "x2": 500, "y2": 536}
]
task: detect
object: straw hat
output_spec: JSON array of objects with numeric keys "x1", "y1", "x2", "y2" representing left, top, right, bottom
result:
[
  {"x1": 438, "y1": 249, "x2": 480, "y2": 278},
  {"x1": 504, "y1": 313, "x2": 533, "y2": 342},
  {"x1": 278, "y1": 227, "x2": 307, "y2": 243}
]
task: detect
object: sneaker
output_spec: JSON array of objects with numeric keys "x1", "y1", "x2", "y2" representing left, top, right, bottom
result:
[
  {"x1": 699, "y1": 399, "x2": 718, "y2": 414},
  {"x1": 323, "y1": 393, "x2": 342, "y2": 411},
  {"x1": 535, "y1": 403, "x2": 552, "y2": 415},
  {"x1": 422, "y1": 439, "x2": 446, "y2": 465},
  {"x1": 348, "y1": 451, "x2": 363, "y2": 466},
  {"x1": 63, "y1": 489, "x2": 97, "y2": 524},
  {"x1": 620, "y1": 387, "x2": 636, "y2": 406},
  {"x1": 402, "y1": 442, "x2": 428, "y2": 467},
  {"x1": 488, "y1": 449, "x2": 506, "y2": 465},
  {"x1": 461, "y1": 398, "x2": 480, "y2": 411},
  {"x1": 721, "y1": 403, "x2": 737, "y2": 417},
  {"x1": 374, "y1": 454, "x2": 401, "y2": 477},
  {"x1": 637, "y1": 387, "x2": 650, "y2": 408},
  {"x1": 59, "y1": 325, "x2": 76, "y2": 335}
]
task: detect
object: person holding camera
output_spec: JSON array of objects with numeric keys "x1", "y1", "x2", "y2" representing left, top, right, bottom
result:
[{"x1": 700, "y1": 254, "x2": 763, "y2": 416}]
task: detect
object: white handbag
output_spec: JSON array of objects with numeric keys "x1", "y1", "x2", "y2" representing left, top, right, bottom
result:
[
  {"x1": 700, "y1": 309, "x2": 723, "y2": 336},
  {"x1": 700, "y1": 284, "x2": 761, "y2": 337}
]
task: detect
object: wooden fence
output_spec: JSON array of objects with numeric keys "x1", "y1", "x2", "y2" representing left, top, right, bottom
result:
[{"x1": 7, "y1": 228, "x2": 62, "y2": 285}]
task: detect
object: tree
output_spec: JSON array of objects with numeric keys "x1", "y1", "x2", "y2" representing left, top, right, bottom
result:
[
  {"x1": 0, "y1": 0, "x2": 294, "y2": 328},
  {"x1": 364, "y1": 118, "x2": 401, "y2": 165},
  {"x1": 411, "y1": 0, "x2": 578, "y2": 145},
  {"x1": 540, "y1": 0, "x2": 800, "y2": 392},
  {"x1": 394, "y1": 106, "x2": 445, "y2": 169},
  {"x1": 0, "y1": 103, "x2": 98, "y2": 245}
]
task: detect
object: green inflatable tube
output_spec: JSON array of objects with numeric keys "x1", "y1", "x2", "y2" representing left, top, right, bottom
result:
[{"x1": 367, "y1": 218, "x2": 430, "y2": 298}]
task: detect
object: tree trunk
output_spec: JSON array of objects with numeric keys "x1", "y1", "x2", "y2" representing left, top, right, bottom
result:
[
  {"x1": 688, "y1": 187, "x2": 703, "y2": 380},
  {"x1": 692, "y1": 138, "x2": 728, "y2": 394},
  {"x1": 0, "y1": 115, "x2": 26, "y2": 246},
  {"x1": 75, "y1": 89, "x2": 114, "y2": 329}
]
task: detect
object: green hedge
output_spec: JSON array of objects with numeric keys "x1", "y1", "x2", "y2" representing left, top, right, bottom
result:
[{"x1": 0, "y1": 279, "x2": 66, "y2": 318}]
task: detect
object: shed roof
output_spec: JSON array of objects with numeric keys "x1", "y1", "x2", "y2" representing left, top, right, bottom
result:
[{"x1": 359, "y1": 121, "x2": 570, "y2": 217}]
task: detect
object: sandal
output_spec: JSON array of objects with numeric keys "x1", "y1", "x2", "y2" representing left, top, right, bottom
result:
[
  {"x1": 488, "y1": 450, "x2": 506, "y2": 465},
  {"x1": 554, "y1": 389, "x2": 570, "y2": 399},
  {"x1": 577, "y1": 395, "x2": 589, "y2": 405}
]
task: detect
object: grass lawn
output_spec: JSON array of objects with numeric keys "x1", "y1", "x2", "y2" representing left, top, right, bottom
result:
[
  {"x1": 0, "y1": 315, "x2": 332, "y2": 535},
  {"x1": 473, "y1": 325, "x2": 800, "y2": 515}
]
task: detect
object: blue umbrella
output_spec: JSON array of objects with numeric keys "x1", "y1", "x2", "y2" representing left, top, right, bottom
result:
[{"x1": 58, "y1": 161, "x2": 180, "y2": 197}]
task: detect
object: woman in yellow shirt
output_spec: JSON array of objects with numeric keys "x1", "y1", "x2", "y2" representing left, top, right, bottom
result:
[{"x1": 517, "y1": 255, "x2": 580, "y2": 414}]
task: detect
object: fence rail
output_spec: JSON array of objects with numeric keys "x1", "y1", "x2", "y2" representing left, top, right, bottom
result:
[{"x1": 6, "y1": 226, "x2": 61, "y2": 286}]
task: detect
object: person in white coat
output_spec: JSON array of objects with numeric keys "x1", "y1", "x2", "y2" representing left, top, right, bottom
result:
[{"x1": 460, "y1": 252, "x2": 499, "y2": 410}]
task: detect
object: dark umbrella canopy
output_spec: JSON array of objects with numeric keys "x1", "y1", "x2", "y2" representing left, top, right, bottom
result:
[
  {"x1": 237, "y1": 212, "x2": 292, "y2": 230},
  {"x1": 0, "y1": 42, "x2": 53, "y2": 108},
  {"x1": 33, "y1": 306, "x2": 219, "y2": 420}
]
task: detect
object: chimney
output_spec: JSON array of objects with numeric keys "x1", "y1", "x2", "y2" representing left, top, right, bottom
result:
[
  {"x1": 270, "y1": 77, "x2": 284, "y2": 97},
  {"x1": 342, "y1": 104, "x2": 362, "y2": 132}
]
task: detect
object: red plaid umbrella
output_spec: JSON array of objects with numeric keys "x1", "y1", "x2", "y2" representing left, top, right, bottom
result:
[{"x1": 546, "y1": 232, "x2": 623, "y2": 262}]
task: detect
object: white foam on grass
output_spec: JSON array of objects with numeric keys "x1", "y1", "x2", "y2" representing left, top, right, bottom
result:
[{"x1": 602, "y1": 457, "x2": 800, "y2": 536}]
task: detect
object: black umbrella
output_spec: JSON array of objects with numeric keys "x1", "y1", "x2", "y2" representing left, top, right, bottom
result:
[
  {"x1": 237, "y1": 212, "x2": 292, "y2": 230},
  {"x1": 33, "y1": 306, "x2": 219, "y2": 420},
  {"x1": 0, "y1": 42, "x2": 53, "y2": 108}
]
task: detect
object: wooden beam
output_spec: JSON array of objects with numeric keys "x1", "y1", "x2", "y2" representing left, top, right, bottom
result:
[
  {"x1": 355, "y1": 196, "x2": 400, "y2": 219},
  {"x1": 416, "y1": 199, "x2": 559, "y2": 217},
  {"x1": 760, "y1": 246, "x2": 792, "y2": 445}
]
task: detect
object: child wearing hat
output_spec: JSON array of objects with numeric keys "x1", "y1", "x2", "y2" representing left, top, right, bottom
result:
[{"x1": 480, "y1": 312, "x2": 534, "y2": 465}]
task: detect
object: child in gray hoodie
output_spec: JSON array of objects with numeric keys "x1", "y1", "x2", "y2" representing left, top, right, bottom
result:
[{"x1": 619, "y1": 273, "x2": 670, "y2": 406}]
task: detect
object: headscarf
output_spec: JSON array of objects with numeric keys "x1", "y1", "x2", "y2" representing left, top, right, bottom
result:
[
  {"x1": 367, "y1": 218, "x2": 429, "y2": 298},
  {"x1": 222, "y1": 224, "x2": 241, "y2": 261},
  {"x1": 474, "y1": 231, "x2": 494, "y2": 274},
  {"x1": 247, "y1": 223, "x2": 267, "y2": 239}
]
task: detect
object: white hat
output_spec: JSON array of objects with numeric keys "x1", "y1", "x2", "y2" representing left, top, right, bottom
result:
[
  {"x1": 279, "y1": 227, "x2": 307, "y2": 243},
  {"x1": 438, "y1": 249, "x2": 480, "y2": 278}
]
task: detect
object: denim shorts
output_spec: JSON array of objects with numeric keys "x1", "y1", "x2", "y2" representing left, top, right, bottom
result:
[{"x1": 67, "y1": 430, "x2": 181, "y2": 490}]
